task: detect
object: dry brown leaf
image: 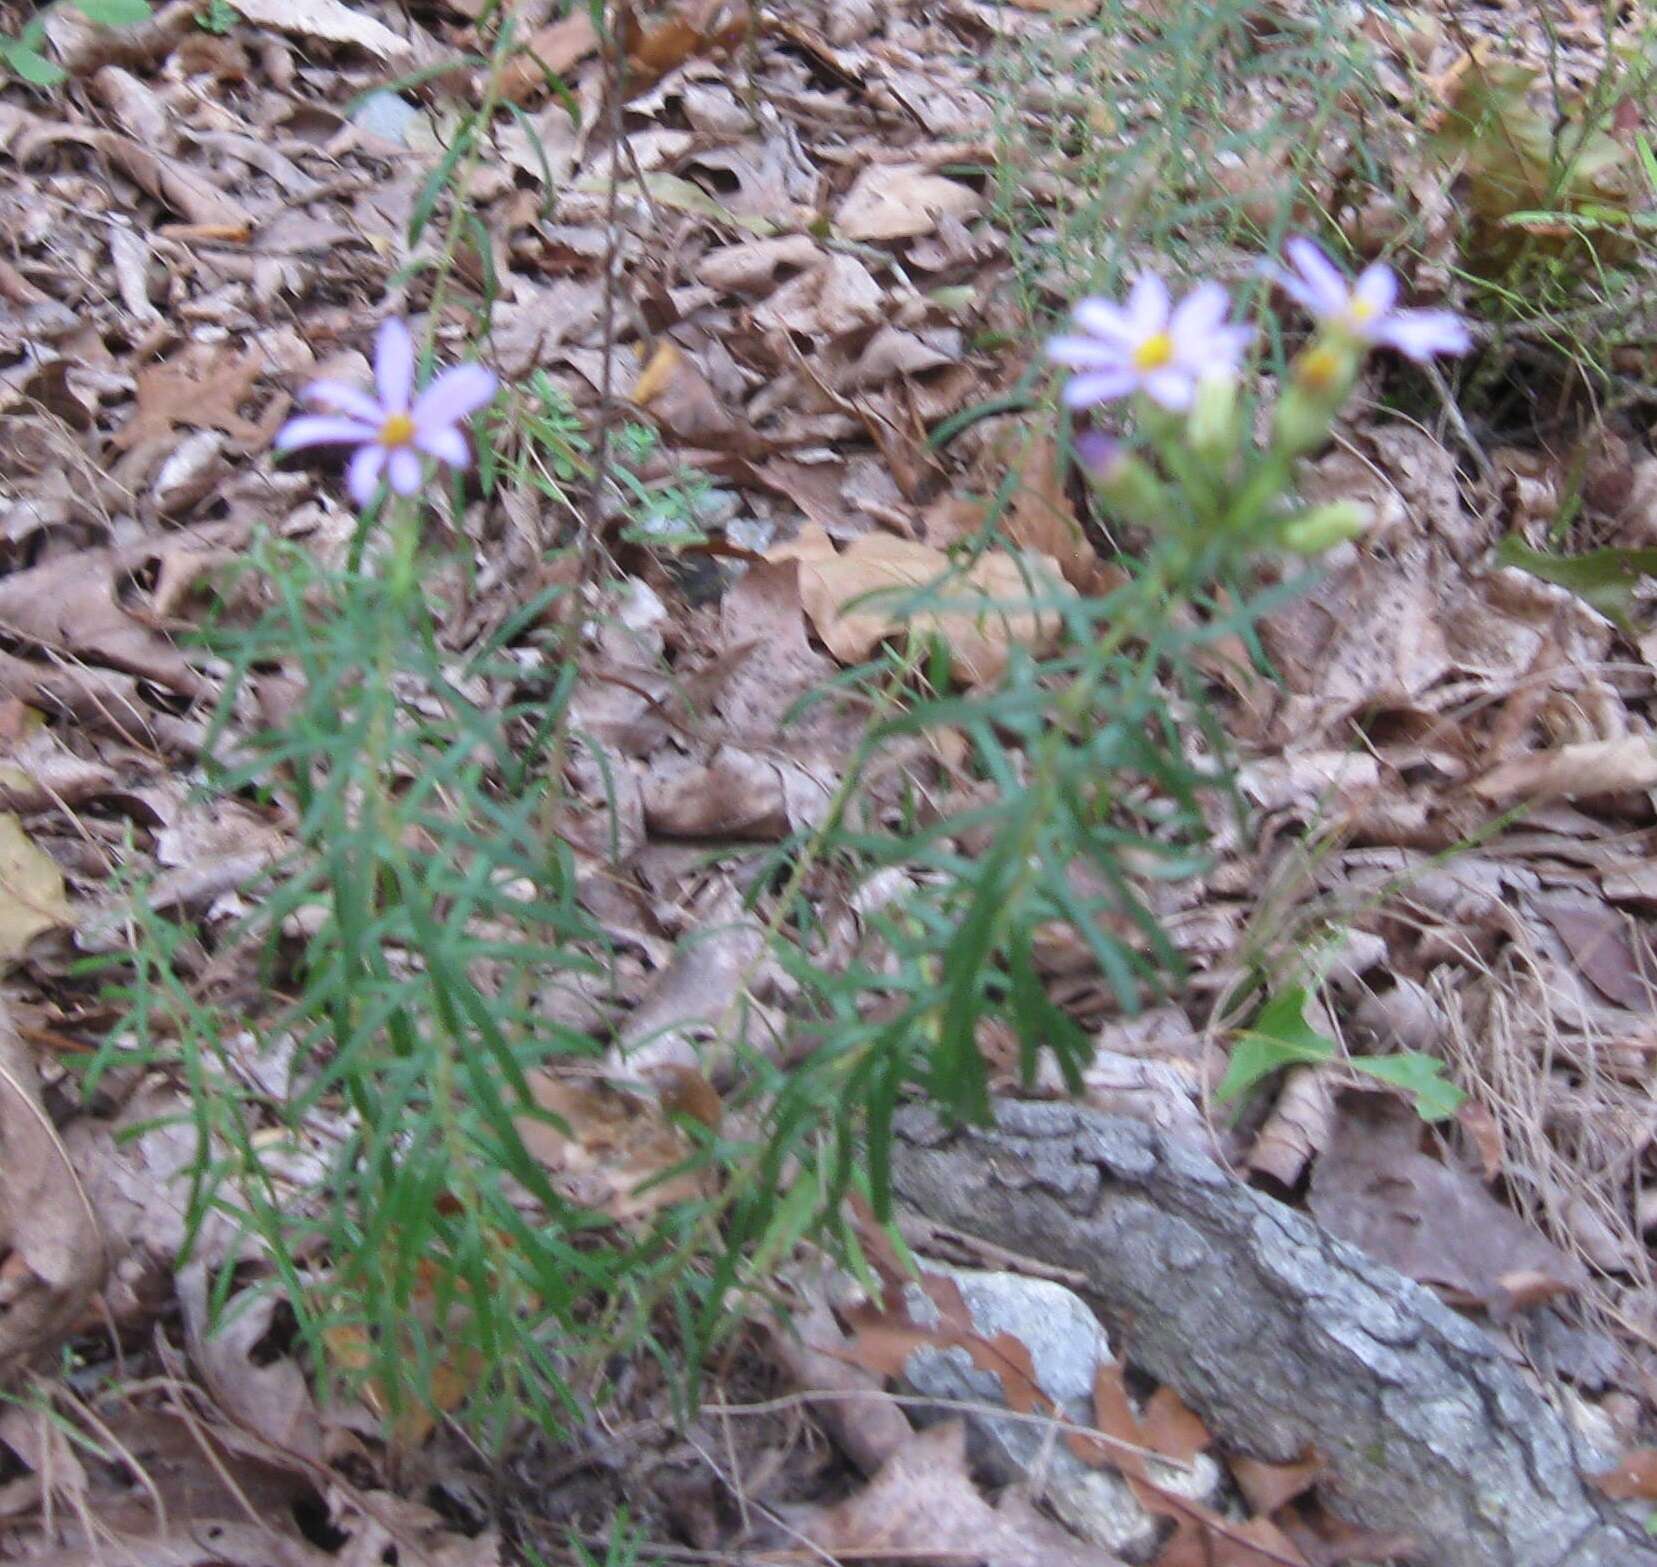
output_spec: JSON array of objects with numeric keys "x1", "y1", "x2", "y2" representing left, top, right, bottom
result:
[
  {"x1": 500, "y1": 11, "x2": 599, "y2": 103},
  {"x1": 177, "y1": 1266, "x2": 326, "y2": 1466},
  {"x1": 769, "y1": 524, "x2": 1072, "y2": 686},
  {"x1": 948, "y1": 431, "x2": 1101, "y2": 591},
  {"x1": 114, "y1": 344, "x2": 284, "y2": 450},
  {"x1": 1247, "y1": 1065, "x2": 1337, "y2": 1187},
  {"x1": 516, "y1": 1073, "x2": 710, "y2": 1222},
  {"x1": 1308, "y1": 1091, "x2": 1587, "y2": 1314},
  {"x1": 836, "y1": 162, "x2": 983, "y2": 242},
  {"x1": 845, "y1": 1272, "x2": 1057, "y2": 1430},
  {"x1": 0, "y1": 1003, "x2": 105, "y2": 1378},
  {"x1": 226, "y1": 0, "x2": 411, "y2": 58},
  {"x1": 0, "y1": 721, "x2": 114, "y2": 812},
  {"x1": 1532, "y1": 891, "x2": 1656, "y2": 1010},
  {"x1": 1089, "y1": 1363, "x2": 1307, "y2": 1567},
  {"x1": 623, "y1": 1, "x2": 748, "y2": 84},
  {"x1": 780, "y1": 1420, "x2": 1119, "y2": 1567},
  {"x1": 768, "y1": 1285, "x2": 914, "y2": 1475},
  {"x1": 1230, "y1": 1453, "x2": 1325, "y2": 1518},
  {"x1": 0, "y1": 814, "x2": 70, "y2": 963},
  {"x1": 13, "y1": 118, "x2": 251, "y2": 233},
  {"x1": 1588, "y1": 1448, "x2": 1657, "y2": 1501},
  {"x1": 1471, "y1": 736, "x2": 1657, "y2": 802}
]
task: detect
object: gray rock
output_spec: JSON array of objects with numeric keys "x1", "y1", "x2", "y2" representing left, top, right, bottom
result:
[
  {"x1": 349, "y1": 91, "x2": 423, "y2": 148},
  {"x1": 900, "y1": 1266, "x2": 1221, "y2": 1563}
]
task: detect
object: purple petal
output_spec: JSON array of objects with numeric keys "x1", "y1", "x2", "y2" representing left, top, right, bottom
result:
[
  {"x1": 1258, "y1": 258, "x2": 1327, "y2": 318},
  {"x1": 1169, "y1": 280, "x2": 1230, "y2": 342},
  {"x1": 388, "y1": 447, "x2": 423, "y2": 495},
  {"x1": 1284, "y1": 237, "x2": 1351, "y2": 317},
  {"x1": 1049, "y1": 333, "x2": 1133, "y2": 369},
  {"x1": 1372, "y1": 308, "x2": 1472, "y2": 361},
  {"x1": 1351, "y1": 262, "x2": 1398, "y2": 322},
  {"x1": 1210, "y1": 323, "x2": 1255, "y2": 367},
  {"x1": 374, "y1": 318, "x2": 416, "y2": 413},
  {"x1": 416, "y1": 424, "x2": 470, "y2": 469},
  {"x1": 412, "y1": 363, "x2": 498, "y2": 427},
  {"x1": 1072, "y1": 297, "x2": 1137, "y2": 343},
  {"x1": 348, "y1": 445, "x2": 386, "y2": 508},
  {"x1": 1142, "y1": 367, "x2": 1197, "y2": 411},
  {"x1": 301, "y1": 379, "x2": 385, "y2": 425},
  {"x1": 1124, "y1": 274, "x2": 1171, "y2": 336},
  {"x1": 275, "y1": 414, "x2": 376, "y2": 452},
  {"x1": 1061, "y1": 368, "x2": 1139, "y2": 408}
]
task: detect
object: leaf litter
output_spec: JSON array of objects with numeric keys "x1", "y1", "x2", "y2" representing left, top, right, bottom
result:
[{"x1": 1, "y1": 0, "x2": 1657, "y2": 1562}]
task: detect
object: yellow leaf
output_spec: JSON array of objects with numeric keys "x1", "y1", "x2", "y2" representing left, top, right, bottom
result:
[{"x1": 0, "y1": 814, "x2": 69, "y2": 965}]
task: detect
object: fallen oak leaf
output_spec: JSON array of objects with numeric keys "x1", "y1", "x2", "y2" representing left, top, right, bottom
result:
[
  {"x1": 1089, "y1": 1363, "x2": 1308, "y2": 1567},
  {"x1": 113, "y1": 344, "x2": 286, "y2": 451},
  {"x1": 499, "y1": 9, "x2": 598, "y2": 104},
  {"x1": 768, "y1": 524, "x2": 1073, "y2": 686},
  {"x1": 836, "y1": 162, "x2": 983, "y2": 242},
  {"x1": 12, "y1": 119, "x2": 249, "y2": 233}
]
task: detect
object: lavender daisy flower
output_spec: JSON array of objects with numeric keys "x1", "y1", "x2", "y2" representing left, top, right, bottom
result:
[
  {"x1": 1048, "y1": 275, "x2": 1252, "y2": 413},
  {"x1": 276, "y1": 318, "x2": 498, "y2": 507},
  {"x1": 1262, "y1": 237, "x2": 1471, "y2": 362}
]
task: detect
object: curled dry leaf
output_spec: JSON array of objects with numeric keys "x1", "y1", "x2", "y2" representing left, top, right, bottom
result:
[
  {"x1": 12, "y1": 119, "x2": 249, "y2": 234},
  {"x1": 500, "y1": 10, "x2": 599, "y2": 103},
  {"x1": 0, "y1": 1001, "x2": 105, "y2": 1379},
  {"x1": 769, "y1": 524, "x2": 1073, "y2": 686},
  {"x1": 766, "y1": 1281, "x2": 914, "y2": 1476},
  {"x1": 1471, "y1": 736, "x2": 1657, "y2": 802},
  {"x1": 226, "y1": 0, "x2": 412, "y2": 58}
]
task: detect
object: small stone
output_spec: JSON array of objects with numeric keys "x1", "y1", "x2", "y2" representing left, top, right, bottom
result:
[
  {"x1": 350, "y1": 90, "x2": 423, "y2": 148},
  {"x1": 900, "y1": 1267, "x2": 1222, "y2": 1564}
]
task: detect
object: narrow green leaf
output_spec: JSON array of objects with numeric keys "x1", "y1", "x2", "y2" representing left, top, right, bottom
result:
[
  {"x1": 72, "y1": 0, "x2": 153, "y2": 24},
  {"x1": 1495, "y1": 535, "x2": 1657, "y2": 630},
  {"x1": 1, "y1": 40, "x2": 67, "y2": 85}
]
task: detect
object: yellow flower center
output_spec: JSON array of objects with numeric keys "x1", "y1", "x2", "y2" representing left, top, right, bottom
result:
[
  {"x1": 1295, "y1": 343, "x2": 1345, "y2": 393},
  {"x1": 1347, "y1": 294, "x2": 1376, "y2": 323},
  {"x1": 379, "y1": 412, "x2": 416, "y2": 447},
  {"x1": 1132, "y1": 332, "x2": 1175, "y2": 371}
]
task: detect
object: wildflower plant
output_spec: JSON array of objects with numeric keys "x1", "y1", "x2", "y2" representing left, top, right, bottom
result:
[{"x1": 713, "y1": 247, "x2": 1470, "y2": 1305}]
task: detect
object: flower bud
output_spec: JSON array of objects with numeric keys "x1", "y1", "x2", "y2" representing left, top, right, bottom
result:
[
  {"x1": 1272, "y1": 337, "x2": 1362, "y2": 458},
  {"x1": 1275, "y1": 499, "x2": 1371, "y2": 554},
  {"x1": 1075, "y1": 432, "x2": 1173, "y2": 530},
  {"x1": 1186, "y1": 371, "x2": 1239, "y2": 463},
  {"x1": 1292, "y1": 339, "x2": 1361, "y2": 398}
]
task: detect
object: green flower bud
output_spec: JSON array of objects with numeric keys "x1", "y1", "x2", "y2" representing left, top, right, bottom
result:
[
  {"x1": 1272, "y1": 337, "x2": 1362, "y2": 457},
  {"x1": 1186, "y1": 371, "x2": 1239, "y2": 463},
  {"x1": 1276, "y1": 499, "x2": 1371, "y2": 554},
  {"x1": 1075, "y1": 432, "x2": 1174, "y2": 530}
]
